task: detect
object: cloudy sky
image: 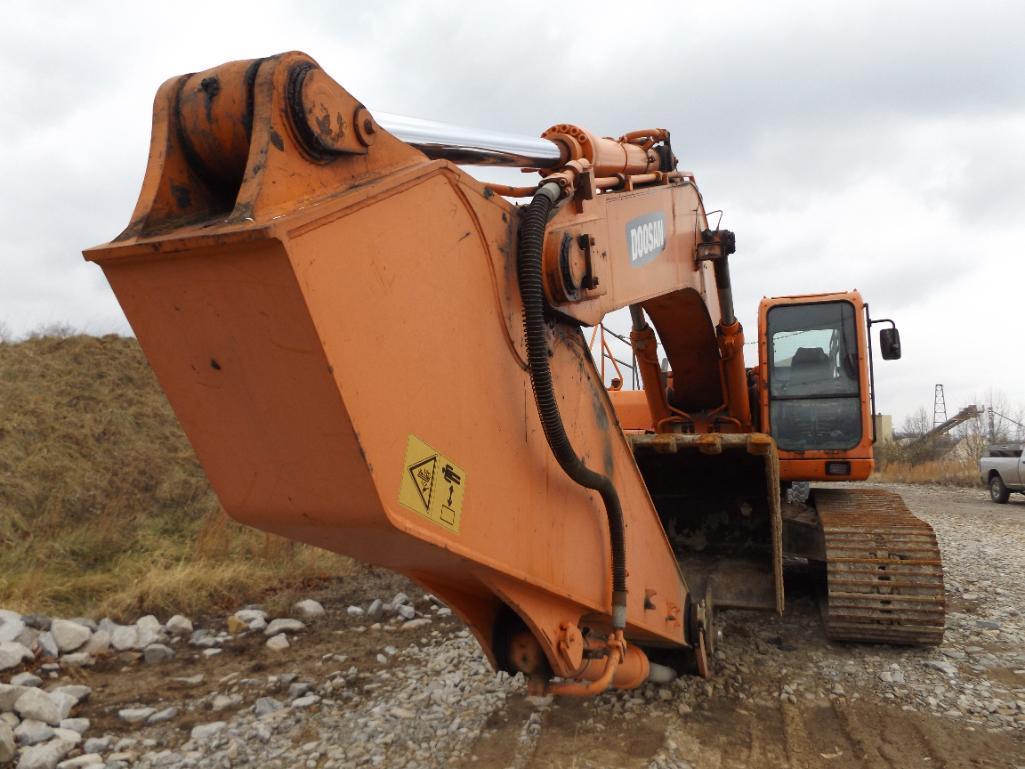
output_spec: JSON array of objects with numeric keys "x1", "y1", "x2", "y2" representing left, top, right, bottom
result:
[{"x1": 1, "y1": 1, "x2": 1021, "y2": 427}]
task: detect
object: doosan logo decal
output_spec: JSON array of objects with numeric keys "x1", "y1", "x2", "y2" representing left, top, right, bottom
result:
[{"x1": 627, "y1": 213, "x2": 666, "y2": 266}]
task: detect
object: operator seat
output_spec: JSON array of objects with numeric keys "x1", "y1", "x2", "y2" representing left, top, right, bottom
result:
[
  {"x1": 773, "y1": 347, "x2": 832, "y2": 447},
  {"x1": 787, "y1": 347, "x2": 831, "y2": 394}
]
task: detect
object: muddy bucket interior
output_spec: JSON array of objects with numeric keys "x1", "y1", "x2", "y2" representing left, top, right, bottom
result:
[{"x1": 629, "y1": 433, "x2": 784, "y2": 613}]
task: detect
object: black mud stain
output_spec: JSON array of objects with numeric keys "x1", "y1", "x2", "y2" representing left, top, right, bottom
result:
[
  {"x1": 170, "y1": 184, "x2": 191, "y2": 210},
  {"x1": 199, "y1": 76, "x2": 220, "y2": 122}
]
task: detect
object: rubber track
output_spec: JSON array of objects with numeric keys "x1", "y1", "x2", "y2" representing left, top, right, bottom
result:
[{"x1": 815, "y1": 488, "x2": 945, "y2": 646}]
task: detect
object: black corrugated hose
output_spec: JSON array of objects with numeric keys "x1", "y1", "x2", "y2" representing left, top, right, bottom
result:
[{"x1": 516, "y1": 182, "x2": 628, "y2": 630}]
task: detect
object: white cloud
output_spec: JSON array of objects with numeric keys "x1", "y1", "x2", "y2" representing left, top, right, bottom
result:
[{"x1": 0, "y1": 0, "x2": 1021, "y2": 424}]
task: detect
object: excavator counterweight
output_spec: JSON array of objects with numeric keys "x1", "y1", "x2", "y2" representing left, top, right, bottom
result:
[{"x1": 85, "y1": 52, "x2": 944, "y2": 696}]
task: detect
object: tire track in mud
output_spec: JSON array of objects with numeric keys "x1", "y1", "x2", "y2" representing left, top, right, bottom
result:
[
  {"x1": 780, "y1": 701, "x2": 819, "y2": 768},
  {"x1": 456, "y1": 683, "x2": 1025, "y2": 769},
  {"x1": 457, "y1": 697, "x2": 669, "y2": 769},
  {"x1": 665, "y1": 697, "x2": 1025, "y2": 769},
  {"x1": 827, "y1": 699, "x2": 889, "y2": 767},
  {"x1": 744, "y1": 713, "x2": 787, "y2": 769}
]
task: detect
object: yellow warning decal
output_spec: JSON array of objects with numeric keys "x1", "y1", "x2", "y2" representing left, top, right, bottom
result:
[{"x1": 398, "y1": 434, "x2": 465, "y2": 533}]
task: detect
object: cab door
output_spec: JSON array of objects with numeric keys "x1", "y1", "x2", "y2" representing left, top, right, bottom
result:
[{"x1": 757, "y1": 291, "x2": 875, "y2": 482}]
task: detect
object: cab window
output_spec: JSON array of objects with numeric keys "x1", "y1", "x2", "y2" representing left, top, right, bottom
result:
[{"x1": 767, "y1": 302, "x2": 862, "y2": 451}]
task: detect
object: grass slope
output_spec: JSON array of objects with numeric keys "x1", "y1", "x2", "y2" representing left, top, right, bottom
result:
[{"x1": 0, "y1": 334, "x2": 353, "y2": 619}]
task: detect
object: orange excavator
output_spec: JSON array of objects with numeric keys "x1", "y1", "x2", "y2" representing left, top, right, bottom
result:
[{"x1": 84, "y1": 52, "x2": 944, "y2": 695}]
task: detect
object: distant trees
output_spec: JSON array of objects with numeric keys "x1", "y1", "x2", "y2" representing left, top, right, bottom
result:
[
  {"x1": 887, "y1": 391, "x2": 1023, "y2": 467},
  {"x1": 899, "y1": 407, "x2": 932, "y2": 438},
  {"x1": 954, "y1": 391, "x2": 1025, "y2": 455}
]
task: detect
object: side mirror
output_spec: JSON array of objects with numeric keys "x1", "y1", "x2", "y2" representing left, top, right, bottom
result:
[{"x1": 880, "y1": 327, "x2": 901, "y2": 360}]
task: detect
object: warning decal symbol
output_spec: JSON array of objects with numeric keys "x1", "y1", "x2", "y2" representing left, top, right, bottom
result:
[
  {"x1": 407, "y1": 455, "x2": 437, "y2": 513},
  {"x1": 398, "y1": 434, "x2": 465, "y2": 533}
]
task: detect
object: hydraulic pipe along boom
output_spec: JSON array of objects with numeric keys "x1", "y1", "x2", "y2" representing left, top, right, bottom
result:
[{"x1": 375, "y1": 112, "x2": 564, "y2": 168}]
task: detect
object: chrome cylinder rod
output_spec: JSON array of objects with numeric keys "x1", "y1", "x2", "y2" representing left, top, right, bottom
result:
[{"x1": 374, "y1": 112, "x2": 564, "y2": 169}]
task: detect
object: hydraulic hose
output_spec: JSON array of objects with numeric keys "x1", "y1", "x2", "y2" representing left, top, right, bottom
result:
[{"x1": 516, "y1": 182, "x2": 628, "y2": 630}]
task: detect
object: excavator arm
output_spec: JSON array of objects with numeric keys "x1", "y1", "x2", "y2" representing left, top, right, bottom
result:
[{"x1": 84, "y1": 52, "x2": 733, "y2": 691}]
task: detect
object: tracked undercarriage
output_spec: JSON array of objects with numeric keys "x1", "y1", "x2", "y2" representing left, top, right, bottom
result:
[
  {"x1": 782, "y1": 487, "x2": 946, "y2": 645},
  {"x1": 813, "y1": 488, "x2": 946, "y2": 645}
]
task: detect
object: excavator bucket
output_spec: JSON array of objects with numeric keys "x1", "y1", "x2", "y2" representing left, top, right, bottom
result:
[
  {"x1": 83, "y1": 52, "x2": 692, "y2": 688},
  {"x1": 628, "y1": 433, "x2": 784, "y2": 614}
]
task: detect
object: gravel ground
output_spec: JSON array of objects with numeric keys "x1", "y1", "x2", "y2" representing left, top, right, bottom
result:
[{"x1": 3, "y1": 483, "x2": 1024, "y2": 768}]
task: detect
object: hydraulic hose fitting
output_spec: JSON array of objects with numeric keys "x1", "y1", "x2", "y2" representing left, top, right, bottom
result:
[
  {"x1": 536, "y1": 180, "x2": 562, "y2": 204},
  {"x1": 546, "y1": 631, "x2": 651, "y2": 696}
]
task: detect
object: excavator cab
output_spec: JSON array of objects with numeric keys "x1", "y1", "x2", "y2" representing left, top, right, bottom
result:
[{"x1": 757, "y1": 291, "x2": 900, "y2": 483}]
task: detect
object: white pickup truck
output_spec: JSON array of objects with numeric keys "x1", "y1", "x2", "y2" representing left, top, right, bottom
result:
[{"x1": 980, "y1": 443, "x2": 1025, "y2": 503}]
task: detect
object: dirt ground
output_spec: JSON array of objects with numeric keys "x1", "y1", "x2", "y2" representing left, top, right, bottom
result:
[
  {"x1": 461, "y1": 694, "x2": 1023, "y2": 769},
  {"x1": 40, "y1": 485, "x2": 1025, "y2": 768}
]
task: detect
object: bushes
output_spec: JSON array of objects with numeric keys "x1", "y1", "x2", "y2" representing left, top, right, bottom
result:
[
  {"x1": 872, "y1": 440, "x2": 980, "y2": 487},
  {"x1": 871, "y1": 458, "x2": 979, "y2": 487}
]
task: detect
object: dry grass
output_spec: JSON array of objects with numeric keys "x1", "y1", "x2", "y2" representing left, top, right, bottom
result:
[
  {"x1": 0, "y1": 334, "x2": 355, "y2": 620},
  {"x1": 871, "y1": 458, "x2": 980, "y2": 487}
]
